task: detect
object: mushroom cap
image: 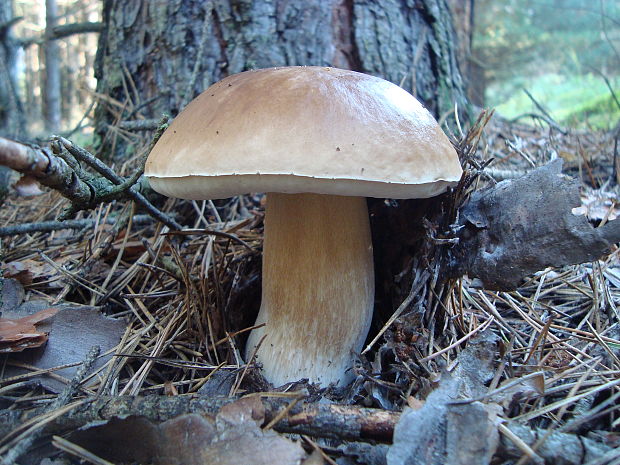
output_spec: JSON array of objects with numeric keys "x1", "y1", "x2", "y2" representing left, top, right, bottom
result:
[{"x1": 145, "y1": 66, "x2": 462, "y2": 199}]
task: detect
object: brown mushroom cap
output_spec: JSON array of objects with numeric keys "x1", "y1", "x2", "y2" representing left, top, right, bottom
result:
[{"x1": 145, "y1": 66, "x2": 462, "y2": 199}]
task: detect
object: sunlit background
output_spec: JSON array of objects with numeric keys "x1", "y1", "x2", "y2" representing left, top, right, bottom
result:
[
  {"x1": 473, "y1": 0, "x2": 619, "y2": 129},
  {"x1": 11, "y1": 0, "x2": 620, "y2": 134}
]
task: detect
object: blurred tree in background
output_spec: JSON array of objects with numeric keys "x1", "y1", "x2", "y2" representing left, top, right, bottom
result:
[
  {"x1": 472, "y1": 0, "x2": 619, "y2": 128},
  {"x1": 1, "y1": 0, "x2": 100, "y2": 138}
]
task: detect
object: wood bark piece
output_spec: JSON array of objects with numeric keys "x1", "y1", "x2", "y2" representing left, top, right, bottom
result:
[{"x1": 449, "y1": 159, "x2": 620, "y2": 290}]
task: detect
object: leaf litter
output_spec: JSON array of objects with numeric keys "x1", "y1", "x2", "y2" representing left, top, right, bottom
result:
[{"x1": 0, "y1": 112, "x2": 618, "y2": 464}]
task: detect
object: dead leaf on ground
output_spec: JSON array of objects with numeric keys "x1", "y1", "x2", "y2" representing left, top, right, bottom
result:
[
  {"x1": 2, "y1": 261, "x2": 34, "y2": 285},
  {"x1": 490, "y1": 372, "x2": 545, "y2": 408},
  {"x1": 13, "y1": 175, "x2": 45, "y2": 196},
  {"x1": 69, "y1": 396, "x2": 308, "y2": 465},
  {"x1": 0, "y1": 307, "x2": 58, "y2": 352},
  {"x1": 387, "y1": 331, "x2": 500, "y2": 465},
  {"x1": 4, "y1": 306, "x2": 126, "y2": 392},
  {"x1": 2, "y1": 258, "x2": 64, "y2": 287}
]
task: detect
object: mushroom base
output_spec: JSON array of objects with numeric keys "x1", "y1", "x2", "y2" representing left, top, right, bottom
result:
[{"x1": 246, "y1": 192, "x2": 374, "y2": 387}]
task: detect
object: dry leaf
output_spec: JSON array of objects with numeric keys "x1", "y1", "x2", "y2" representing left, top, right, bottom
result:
[
  {"x1": 70, "y1": 397, "x2": 307, "y2": 465},
  {"x1": 3, "y1": 261, "x2": 34, "y2": 285},
  {"x1": 491, "y1": 373, "x2": 545, "y2": 408},
  {"x1": 302, "y1": 450, "x2": 325, "y2": 465},
  {"x1": 3, "y1": 258, "x2": 64, "y2": 287},
  {"x1": 406, "y1": 396, "x2": 425, "y2": 410},
  {"x1": 0, "y1": 307, "x2": 58, "y2": 352},
  {"x1": 13, "y1": 175, "x2": 45, "y2": 196},
  {"x1": 5, "y1": 306, "x2": 126, "y2": 392}
]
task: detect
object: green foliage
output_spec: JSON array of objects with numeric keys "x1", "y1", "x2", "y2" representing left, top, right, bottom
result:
[
  {"x1": 487, "y1": 73, "x2": 620, "y2": 129},
  {"x1": 474, "y1": 0, "x2": 620, "y2": 128}
]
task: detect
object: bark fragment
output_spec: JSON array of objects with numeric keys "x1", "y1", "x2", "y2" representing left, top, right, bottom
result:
[{"x1": 449, "y1": 159, "x2": 619, "y2": 290}]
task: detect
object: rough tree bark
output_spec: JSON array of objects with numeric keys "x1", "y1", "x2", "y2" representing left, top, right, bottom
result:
[{"x1": 94, "y1": 0, "x2": 466, "y2": 151}]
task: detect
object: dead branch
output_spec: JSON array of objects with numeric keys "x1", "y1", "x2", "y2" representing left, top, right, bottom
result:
[
  {"x1": 0, "y1": 395, "x2": 398, "y2": 444},
  {"x1": 0, "y1": 214, "x2": 156, "y2": 237},
  {"x1": 0, "y1": 136, "x2": 181, "y2": 230},
  {"x1": 118, "y1": 119, "x2": 163, "y2": 132},
  {"x1": 19, "y1": 22, "x2": 102, "y2": 47},
  {"x1": 0, "y1": 137, "x2": 91, "y2": 206}
]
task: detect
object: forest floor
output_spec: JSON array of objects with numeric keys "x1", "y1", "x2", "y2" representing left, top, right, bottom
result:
[{"x1": 0, "y1": 115, "x2": 618, "y2": 465}]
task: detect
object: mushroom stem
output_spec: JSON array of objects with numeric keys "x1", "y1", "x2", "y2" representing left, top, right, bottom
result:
[{"x1": 246, "y1": 192, "x2": 374, "y2": 386}]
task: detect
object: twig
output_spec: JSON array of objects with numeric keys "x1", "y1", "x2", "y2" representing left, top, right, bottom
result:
[
  {"x1": 56, "y1": 136, "x2": 182, "y2": 230},
  {"x1": 118, "y1": 119, "x2": 164, "y2": 132},
  {"x1": 0, "y1": 136, "x2": 92, "y2": 206},
  {"x1": 0, "y1": 214, "x2": 155, "y2": 237},
  {"x1": 0, "y1": 395, "x2": 398, "y2": 443},
  {"x1": 521, "y1": 89, "x2": 567, "y2": 134},
  {"x1": 0, "y1": 136, "x2": 181, "y2": 230}
]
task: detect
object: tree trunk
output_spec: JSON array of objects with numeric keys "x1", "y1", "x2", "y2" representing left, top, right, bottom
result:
[
  {"x1": 44, "y1": 0, "x2": 62, "y2": 133},
  {"x1": 0, "y1": 0, "x2": 25, "y2": 139},
  {"x1": 445, "y1": 0, "x2": 481, "y2": 106},
  {"x1": 0, "y1": 0, "x2": 23, "y2": 205},
  {"x1": 94, "y1": 0, "x2": 466, "y2": 155}
]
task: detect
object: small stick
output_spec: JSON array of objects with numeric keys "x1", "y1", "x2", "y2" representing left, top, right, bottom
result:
[{"x1": 57, "y1": 136, "x2": 182, "y2": 230}]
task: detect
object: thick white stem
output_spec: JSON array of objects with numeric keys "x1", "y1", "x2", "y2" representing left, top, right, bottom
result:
[{"x1": 246, "y1": 192, "x2": 374, "y2": 386}]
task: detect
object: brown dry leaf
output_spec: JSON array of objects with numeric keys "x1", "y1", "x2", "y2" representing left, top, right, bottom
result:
[
  {"x1": 406, "y1": 396, "x2": 425, "y2": 410},
  {"x1": 302, "y1": 449, "x2": 326, "y2": 465},
  {"x1": 3, "y1": 261, "x2": 34, "y2": 285},
  {"x1": 2, "y1": 257, "x2": 70, "y2": 289},
  {"x1": 491, "y1": 373, "x2": 545, "y2": 408},
  {"x1": 0, "y1": 307, "x2": 58, "y2": 352},
  {"x1": 70, "y1": 397, "x2": 307, "y2": 465},
  {"x1": 5, "y1": 306, "x2": 126, "y2": 392},
  {"x1": 13, "y1": 175, "x2": 45, "y2": 196}
]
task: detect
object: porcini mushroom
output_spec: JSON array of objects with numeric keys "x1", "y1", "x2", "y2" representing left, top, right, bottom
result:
[{"x1": 145, "y1": 66, "x2": 462, "y2": 387}]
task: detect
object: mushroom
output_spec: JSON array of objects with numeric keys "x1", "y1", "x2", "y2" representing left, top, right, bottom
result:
[{"x1": 145, "y1": 66, "x2": 462, "y2": 387}]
